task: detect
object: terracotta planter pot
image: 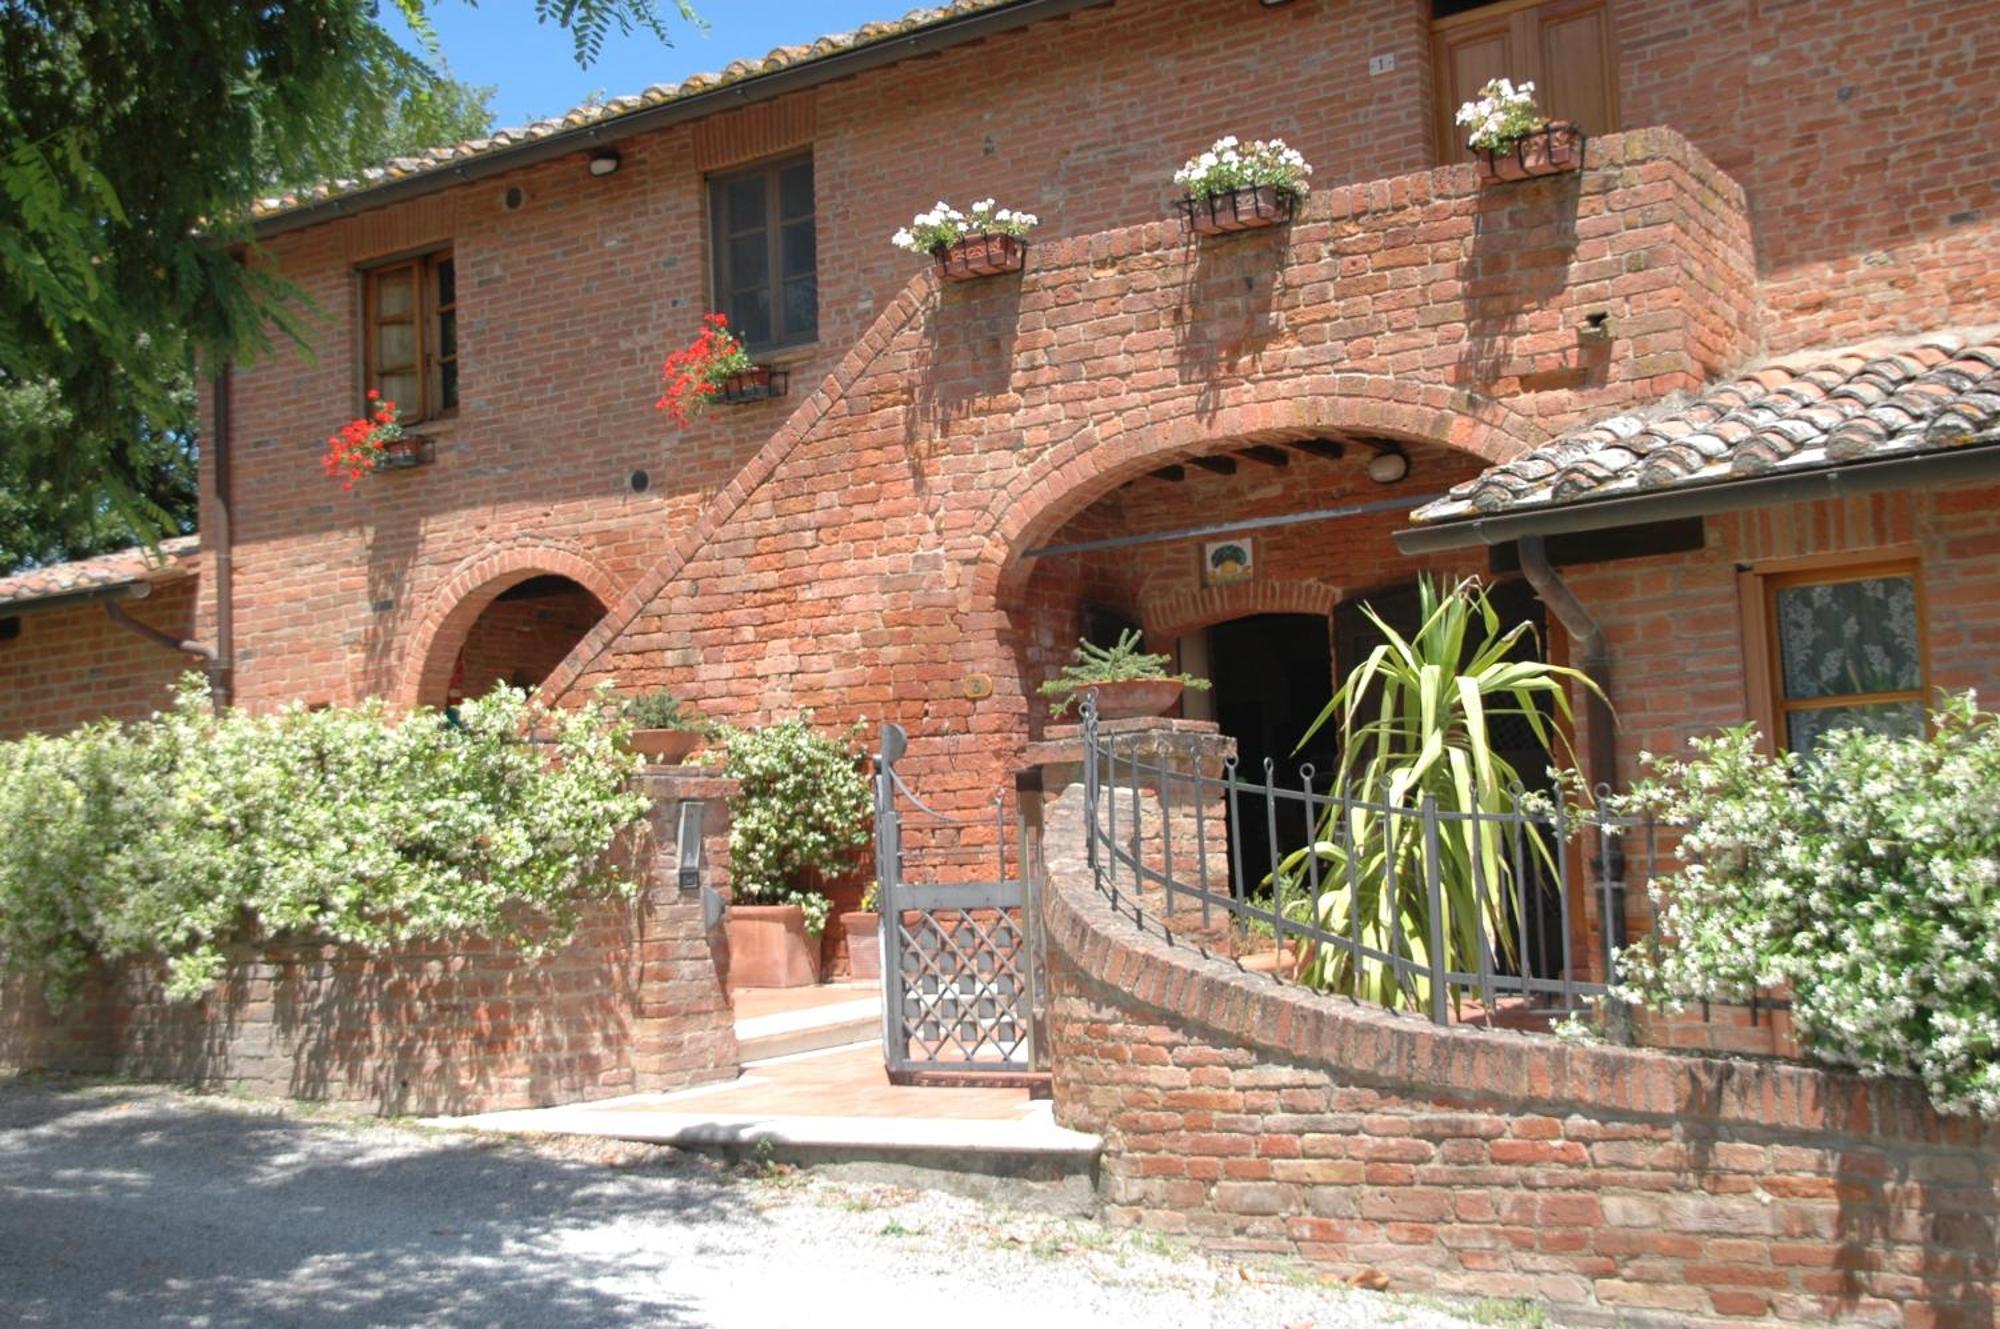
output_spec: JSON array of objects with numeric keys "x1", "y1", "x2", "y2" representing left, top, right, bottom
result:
[
  {"x1": 727, "y1": 904, "x2": 820, "y2": 988},
  {"x1": 1179, "y1": 184, "x2": 1295, "y2": 236},
  {"x1": 933, "y1": 233, "x2": 1027, "y2": 281},
  {"x1": 1476, "y1": 121, "x2": 1584, "y2": 183},
  {"x1": 1078, "y1": 677, "x2": 1185, "y2": 720},
  {"x1": 841, "y1": 911, "x2": 882, "y2": 982},
  {"x1": 626, "y1": 728, "x2": 701, "y2": 763},
  {"x1": 715, "y1": 365, "x2": 788, "y2": 405}
]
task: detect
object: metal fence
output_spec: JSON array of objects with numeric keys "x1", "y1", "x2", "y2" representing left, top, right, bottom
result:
[{"x1": 1077, "y1": 699, "x2": 1674, "y2": 1030}]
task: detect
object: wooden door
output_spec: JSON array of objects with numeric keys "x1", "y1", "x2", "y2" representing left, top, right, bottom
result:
[{"x1": 1431, "y1": 0, "x2": 1618, "y2": 164}]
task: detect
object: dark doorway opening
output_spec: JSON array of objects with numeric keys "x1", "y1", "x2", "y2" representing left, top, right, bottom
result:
[{"x1": 1206, "y1": 613, "x2": 1336, "y2": 893}]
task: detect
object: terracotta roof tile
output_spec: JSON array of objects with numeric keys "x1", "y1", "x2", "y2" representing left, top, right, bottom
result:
[
  {"x1": 1412, "y1": 328, "x2": 2000, "y2": 524},
  {"x1": 0, "y1": 537, "x2": 199, "y2": 610},
  {"x1": 250, "y1": 0, "x2": 1015, "y2": 223}
]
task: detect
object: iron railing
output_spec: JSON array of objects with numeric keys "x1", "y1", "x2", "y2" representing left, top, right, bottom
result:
[{"x1": 1076, "y1": 697, "x2": 1681, "y2": 1030}]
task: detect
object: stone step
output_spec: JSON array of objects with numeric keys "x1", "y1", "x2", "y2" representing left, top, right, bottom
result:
[
  {"x1": 440, "y1": 1043, "x2": 1103, "y2": 1216},
  {"x1": 734, "y1": 996, "x2": 880, "y2": 1061}
]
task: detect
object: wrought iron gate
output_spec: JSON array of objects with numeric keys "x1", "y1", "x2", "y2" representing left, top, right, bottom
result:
[{"x1": 873, "y1": 724, "x2": 1041, "y2": 1081}]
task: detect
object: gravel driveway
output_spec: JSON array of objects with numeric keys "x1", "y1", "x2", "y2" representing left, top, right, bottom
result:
[{"x1": 0, "y1": 1078, "x2": 1500, "y2": 1329}]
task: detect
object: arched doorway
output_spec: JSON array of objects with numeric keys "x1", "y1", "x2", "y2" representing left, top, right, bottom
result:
[{"x1": 417, "y1": 574, "x2": 609, "y2": 709}]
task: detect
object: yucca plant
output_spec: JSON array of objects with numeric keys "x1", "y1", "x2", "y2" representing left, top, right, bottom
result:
[{"x1": 1276, "y1": 576, "x2": 1603, "y2": 1012}]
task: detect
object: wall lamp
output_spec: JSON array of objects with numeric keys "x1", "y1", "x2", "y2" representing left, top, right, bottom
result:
[
  {"x1": 588, "y1": 149, "x2": 622, "y2": 177},
  {"x1": 1366, "y1": 445, "x2": 1410, "y2": 485}
]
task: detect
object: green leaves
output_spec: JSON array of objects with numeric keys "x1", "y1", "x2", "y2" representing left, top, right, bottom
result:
[
  {"x1": 1039, "y1": 629, "x2": 1212, "y2": 717},
  {"x1": 1618, "y1": 693, "x2": 2000, "y2": 1118},
  {"x1": 1284, "y1": 576, "x2": 1603, "y2": 1012},
  {"x1": 0, "y1": 679, "x2": 649, "y2": 1007},
  {"x1": 721, "y1": 717, "x2": 873, "y2": 936}
]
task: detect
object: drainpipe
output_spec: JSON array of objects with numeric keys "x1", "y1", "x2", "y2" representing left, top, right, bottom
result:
[
  {"x1": 208, "y1": 366, "x2": 235, "y2": 708},
  {"x1": 103, "y1": 586, "x2": 217, "y2": 661},
  {"x1": 1517, "y1": 535, "x2": 1627, "y2": 973}
]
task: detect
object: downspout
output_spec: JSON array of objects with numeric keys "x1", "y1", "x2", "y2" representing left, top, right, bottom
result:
[
  {"x1": 1516, "y1": 535, "x2": 1628, "y2": 975},
  {"x1": 104, "y1": 589, "x2": 217, "y2": 661},
  {"x1": 208, "y1": 366, "x2": 235, "y2": 708}
]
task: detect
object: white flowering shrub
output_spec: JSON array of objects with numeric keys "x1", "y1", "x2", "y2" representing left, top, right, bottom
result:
[
  {"x1": 1455, "y1": 78, "x2": 1548, "y2": 153},
  {"x1": 721, "y1": 716, "x2": 873, "y2": 936},
  {"x1": 0, "y1": 678, "x2": 649, "y2": 1007},
  {"x1": 1616, "y1": 693, "x2": 2000, "y2": 1117},
  {"x1": 1172, "y1": 135, "x2": 1312, "y2": 201},
  {"x1": 892, "y1": 198, "x2": 1038, "y2": 255}
]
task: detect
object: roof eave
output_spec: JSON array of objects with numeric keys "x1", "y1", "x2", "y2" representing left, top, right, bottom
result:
[
  {"x1": 252, "y1": 0, "x2": 1110, "y2": 240},
  {"x1": 1394, "y1": 440, "x2": 2000, "y2": 556}
]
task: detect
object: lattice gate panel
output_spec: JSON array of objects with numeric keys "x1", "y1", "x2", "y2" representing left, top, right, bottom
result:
[{"x1": 895, "y1": 907, "x2": 1030, "y2": 1067}]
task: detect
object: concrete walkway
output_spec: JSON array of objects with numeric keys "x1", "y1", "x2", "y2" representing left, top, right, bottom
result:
[{"x1": 0, "y1": 1078, "x2": 1489, "y2": 1329}]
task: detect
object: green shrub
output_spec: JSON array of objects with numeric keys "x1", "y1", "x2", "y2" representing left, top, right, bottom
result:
[
  {"x1": 623, "y1": 688, "x2": 710, "y2": 734},
  {"x1": 1616, "y1": 693, "x2": 2000, "y2": 1118},
  {"x1": 0, "y1": 677, "x2": 650, "y2": 1007},
  {"x1": 1278, "y1": 576, "x2": 1599, "y2": 1012},
  {"x1": 1038, "y1": 629, "x2": 1210, "y2": 717},
  {"x1": 721, "y1": 716, "x2": 873, "y2": 936}
]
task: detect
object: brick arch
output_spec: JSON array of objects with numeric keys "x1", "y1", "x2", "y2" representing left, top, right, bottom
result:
[
  {"x1": 397, "y1": 545, "x2": 622, "y2": 708},
  {"x1": 975, "y1": 385, "x2": 1544, "y2": 612},
  {"x1": 1140, "y1": 578, "x2": 1341, "y2": 644}
]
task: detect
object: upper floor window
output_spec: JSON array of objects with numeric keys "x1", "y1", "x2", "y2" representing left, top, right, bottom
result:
[
  {"x1": 708, "y1": 154, "x2": 816, "y2": 352},
  {"x1": 362, "y1": 249, "x2": 457, "y2": 423},
  {"x1": 1430, "y1": 0, "x2": 1619, "y2": 164},
  {"x1": 1755, "y1": 560, "x2": 1928, "y2": 756}
]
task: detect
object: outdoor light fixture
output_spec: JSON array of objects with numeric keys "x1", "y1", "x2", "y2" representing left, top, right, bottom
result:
[
  {"x1": 588, "y1": 149, "x2": 622, "y2": 177},
  {"x1": 1366, "y1": 446, "x2": 1410, "y2": 485}
]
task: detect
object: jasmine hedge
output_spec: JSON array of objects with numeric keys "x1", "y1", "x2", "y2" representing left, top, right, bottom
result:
[
  {"x1": 1618, "y1": 693, "x2": 2000, "y2": 1118},
  {"x1": 0, "y1": 678, "x2": 649, "y2": 1007}
]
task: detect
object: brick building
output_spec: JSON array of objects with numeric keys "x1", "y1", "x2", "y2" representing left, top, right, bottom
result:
[{"x1": 2, "y1": 0, "x2": 1996, "y2": 812}]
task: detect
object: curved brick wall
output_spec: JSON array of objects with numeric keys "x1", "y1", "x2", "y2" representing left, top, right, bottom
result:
[{"x1": 1037, "y1": 785, "x2": 2000, "y2": 1329}]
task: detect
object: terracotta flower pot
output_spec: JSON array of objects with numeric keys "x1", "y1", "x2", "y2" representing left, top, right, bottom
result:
[
  {"x1": 727, "y1": 904, "x2": 821, "y2": 988},
  {"x1": 1179, "y1": 184, "x2": 1295, "y2": 236},
  {"x1": 1476, "y1": 120, "x2": 1584, "y2": 183},
  {"x1": 934, "y1": 233, "x2": 1027, "y2": 281},
  {"x1": 841, "y1": 911, "x2": 882, "y2": 982},
  {"x1": 1079, "y1": 677, "x2": 1185, "y2": 720},
  {"x1": 626, "y1": 728, "x2": 701, "y2": 764}
]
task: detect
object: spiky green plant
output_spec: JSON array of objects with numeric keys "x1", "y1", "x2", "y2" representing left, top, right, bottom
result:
[
  {"x1": 1277, "y1": 576, "x2": 1603, "y2": 1011},
  {"x1": 1038, "y1": 630, "x2": 1210, "y2": 717}
]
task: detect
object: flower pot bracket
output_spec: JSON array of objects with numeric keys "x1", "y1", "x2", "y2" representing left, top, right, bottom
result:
[
  {"x1": 1177, "y1": 184, "x2": 1297, "y2": 236},
  {"x1": 1476, "y1": 121, "x2": 1586, "y2": 183},
  {"x1": 716, "y1": 366, "x2": 789, "y2": 405},
  {"x1": 932, "y1": 233, "x2": 1027, "y2": 281}
]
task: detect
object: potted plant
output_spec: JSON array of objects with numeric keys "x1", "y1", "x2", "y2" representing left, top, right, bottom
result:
[
  {"x1": 620, "y1": 689, "x2": 712, "y2": 764},
  {"x1": 1173, "y1": 135, "x2": 1313, "y2": 236},
  {"x1": 892, "y1": 198, "x2": 1039, "y2": 281},
  {"x1": 1457, "y1": 78, "x2": 1583, "y2": 183},
  {"x1": 321, "y1": 391, "x2": 430, "y2": 488},
  {"x1": 841, "y1": 879, "x2": 883, "y2": 983},
  {"x1": 1039, "y1": 628, "x2": 1212, "y2": 719},
  {"x1": 721, "y1": 716, "x2": 874, "y2": 988},
  {"x1": 655, "y1": 312, "x2": 786, "y2": 425}
]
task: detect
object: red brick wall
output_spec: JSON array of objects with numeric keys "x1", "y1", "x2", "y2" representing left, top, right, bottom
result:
[
  {"x1": 0, "y1": 768, "x2": 738, "y2": 1114},
  {"x1": 1563, "y1": 483, "x2": 2000, "y2": 786},
  {"x1": 1038, "y1": 782, "x2": 2000, "y2": 1329},
  {"x1": 1615, "y1": 0, "x2": 2000, "y2": 352},
  {"x1": 551, "y1": 132, "x2": 1755, "y2": 826},
  {"x1": 0, "y1": 579, "x2": 202, "y2": 740}
]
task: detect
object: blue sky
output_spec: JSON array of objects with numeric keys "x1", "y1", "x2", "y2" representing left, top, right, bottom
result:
[{"x1": 390, "y1": 1, "x2": 906, "y2": 127}]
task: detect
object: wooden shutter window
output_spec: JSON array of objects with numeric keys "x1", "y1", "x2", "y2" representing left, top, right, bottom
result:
[
  {"x1": 708, "y1": 154, "x2": 816, "y2": 352},
  {"x1": 1431, "y1": 0, "x2": 1619, "y2": 165},
  {"x1": 362, "y1": 249, "x2": 456, "y2": 422}
]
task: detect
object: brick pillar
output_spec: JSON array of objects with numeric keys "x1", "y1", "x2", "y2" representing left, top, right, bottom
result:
[{"x1": 629, "y1": 766, "x2": 740, "y2": 1091}]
